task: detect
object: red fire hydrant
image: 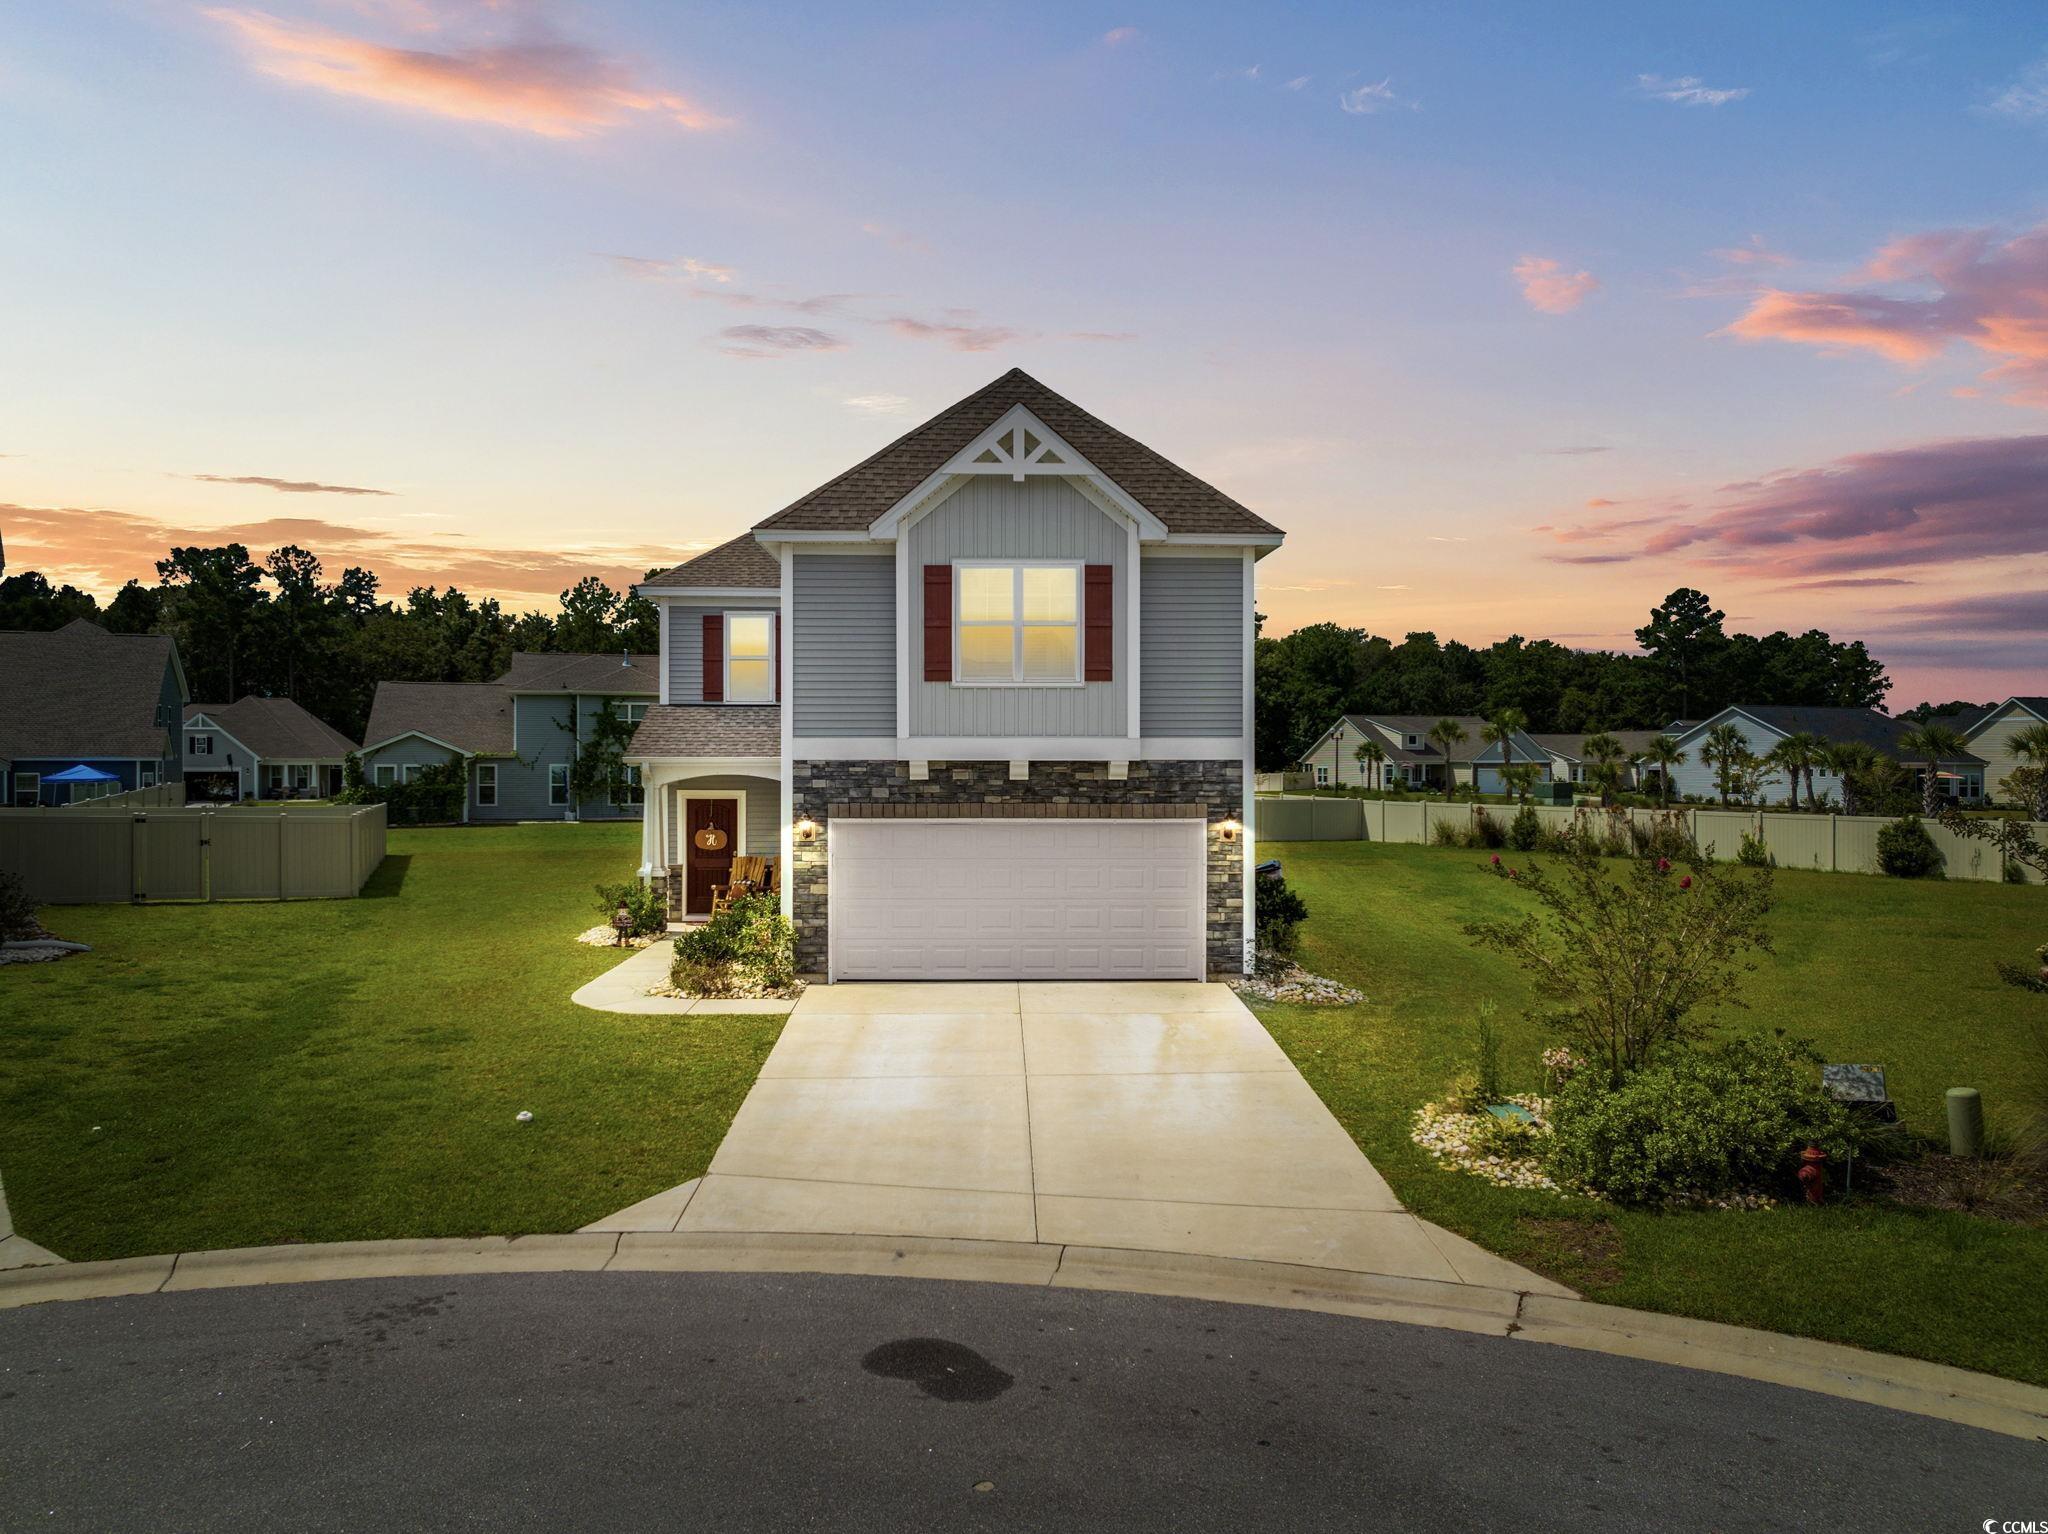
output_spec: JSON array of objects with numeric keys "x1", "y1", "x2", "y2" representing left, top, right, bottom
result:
[{"x1": 1796, "y1": 1145, "x2": 1828, "y2": 1205}]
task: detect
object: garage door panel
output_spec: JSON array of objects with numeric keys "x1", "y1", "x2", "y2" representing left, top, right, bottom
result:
[{"x1": 832, "y1": 819, "x2": 1207, "y2": 981}]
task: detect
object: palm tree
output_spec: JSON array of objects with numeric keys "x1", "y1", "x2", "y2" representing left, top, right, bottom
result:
[
  {"x1": 2009, "y1": 722, "x2": 2048, "y2": 821},
  {"x1": 1427, "y1": 717, "x2": 1467, "y2": 801},
  {"x1": 1482, "y1": 707, "x2": 1530, "y2": 800},
  {"x1": 1500, "y1": 762, "x2": 1539, "y2": 803},
  {"x1": 1899, "y1": 723, "x2": 1970, "y2": 816},
  {"x1": 1354, "y1": 739, "x2": 1386, "y2": 792},
  {"x1": 1702, "y1": 722, "x2": 1748, "y2": 806},
  {"x1": 1820, "y1": 740, "x2": 1875, "y2": 816},
  {"x1": 1765, "y1": 734, "x2": 1818, "y2": 812},
  {"x1": 1641, "y1": 734, "x2": 1685, "y2": 809},
  {"x1": 1580, "y1": 731, "x2": 1624, "y2": 806}
]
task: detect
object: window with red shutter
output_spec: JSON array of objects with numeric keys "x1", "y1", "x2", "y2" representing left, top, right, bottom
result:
[
  {"x1": 701, "y1": 613, "x2": 723, "y2": 702},
  {"x1": 1084, "y1": 564, "x2": 1113, "y2": 682},
  {"x1": 923, "y1": 565, "x2": 952, "y2": 681}
]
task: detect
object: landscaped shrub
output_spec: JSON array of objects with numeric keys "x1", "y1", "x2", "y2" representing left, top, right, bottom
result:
[
  {"x1": 1629, "y1": 812, "x2": 1694, "y2": 862},
  {"x1": 1466, "y1": 837, "x2": 1775, "y2": 1084},
  {"x1": 0, "y1": 869, "x2": 37, "y2": 941},
  {"x1": 1736, "y1": 830, "x2": 1774, "y2": 867},
  {"x1": 1877, "y1": 815, "x2": 1945, "y2": 879},
  {"x1": 1506, "y1": 804, "x2": 1542, "y2": 852},
  {"x1": 1471, "y1": 809, "x2": 1506, "y2": 849},
  {"x1": 670, "y1": 893, "x2": 797, "y2": 997},
  {"x1": 1255, "y1": 871, "x2": 1310, "y2": 971},
  {"x1": 594, "y1": 879, "x2": 667, "y2": 938},
  {"x1": 1544, "y1": 1033, "x2": 1860, "y2": 1204},
  {"x1": 1472, "y1": 999, "x2": 1505, "y2": 1103},
  {"x1": 1431, "y1": 818, "x2": 1466, "y2": 848}
]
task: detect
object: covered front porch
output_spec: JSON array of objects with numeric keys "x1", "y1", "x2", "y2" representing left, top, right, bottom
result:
[{"x1": 635, "y1": 757, "x2": 783, "y2": 920}]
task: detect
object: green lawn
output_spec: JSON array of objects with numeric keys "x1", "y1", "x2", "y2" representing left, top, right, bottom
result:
[
  {"x1": 0, "y1": 824, "x2": 782, "y2": 1262},
  {"x1": 1249, "y1": 840, "x2": 2048, "y2": 1385}
]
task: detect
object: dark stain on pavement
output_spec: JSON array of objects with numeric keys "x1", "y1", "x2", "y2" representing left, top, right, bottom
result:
[{"x1": 861, "y1": 1338, "x2": 1014, "y2": 1402}]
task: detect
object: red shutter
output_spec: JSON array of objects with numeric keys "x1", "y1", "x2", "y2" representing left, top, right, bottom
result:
[
  {"x1": 702, "y1": 613, "x2": 723, "y2": 702},
  {"x1": 1084, "y1": 564, "x2": 1114, "y2": 682},
  {"x1": 774, "y1": 614, "x2": 782, "y2": 702},
  {"x1": 923, "y1": 565, "x2": 952, "y2": 682}
]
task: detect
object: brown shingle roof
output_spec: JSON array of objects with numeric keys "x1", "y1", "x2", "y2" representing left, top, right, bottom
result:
[
  {"x1": 186, "y1": 697, "x2": 357, "y2": 760},
  {"x1": 628, "y1": 704, "x2": 780, "y2": 758},
  {"x1": 641, "y1": 532, "x2": 780, "y2": 590},
  {"x1": 500, "y1": 651, "x2": 660, "y2": 694},
  {"x1": 753, "y1": 368, "x2": 1281, "y2": 538},
  {"x1": 362, "y1": 682, "x2": 514, "y2": 755},
  {"x1": 0, "y1": 619, "x2": 182, "y2": 761}
]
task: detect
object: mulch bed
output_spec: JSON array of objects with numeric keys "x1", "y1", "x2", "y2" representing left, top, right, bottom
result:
[{"x1": 1869, "y1": 1153, "x2": 2048, "y2": 1226}]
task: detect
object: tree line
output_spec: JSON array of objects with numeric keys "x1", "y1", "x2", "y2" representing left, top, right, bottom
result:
[
  {"x1": 0, "y1": 544, "x2": 664, "y2": 741},
  {"x1": 1256, "y1": 587, "x2": 1897, "y2": 770}
]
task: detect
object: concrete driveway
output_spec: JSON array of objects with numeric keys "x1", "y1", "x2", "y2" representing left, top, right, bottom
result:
[{"x1": 627, "y1": 981, "x2": 1553, "y2": 1288}]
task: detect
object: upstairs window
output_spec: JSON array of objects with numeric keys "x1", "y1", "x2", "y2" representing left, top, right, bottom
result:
[
  {"x1": 725, "y1": 613, "x2": 775, "y2": 703},
  {"x1": 476, "y1": 763, "x2": 498, "y2": 807},
  {"x1": 189, "y1": 733, "x2": 214, "y2": 757},
  {"x1": 956, "y1": 563, "x2": 1079, "y2": 685}
]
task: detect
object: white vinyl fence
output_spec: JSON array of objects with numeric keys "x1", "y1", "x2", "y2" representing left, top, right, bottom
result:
[
  {"x1": 0, "y1": 802, "x2": 388, "y2": 904},
  {"x1": 1255, "y1": 797, "x2": 2044, "y2": 884},
  {"x1": 60, "y1": 782, "x2": 187, "y2": 810}
]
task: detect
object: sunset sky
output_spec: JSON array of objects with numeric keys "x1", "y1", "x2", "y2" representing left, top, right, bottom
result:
[{"x1": 3, "y1": 1, "x2": 2045, "y2": 705}]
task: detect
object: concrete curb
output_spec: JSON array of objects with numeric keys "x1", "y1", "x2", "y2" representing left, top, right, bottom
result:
[{"x1": 3, "y1": 1231, "x2": 2043, "y2": 1440}]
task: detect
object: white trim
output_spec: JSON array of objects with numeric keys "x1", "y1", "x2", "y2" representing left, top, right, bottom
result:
[
  {"x1": 1161, "y1": 532, "x2": 1283, "y2": 549},
  {"x1": 895, "y1": 525, "x2": 912, "y2": 734},
  {"x1": 868, "y1": 406, "x2": 1172, "y2": 542},
  {"x1": 630, "y1": 755, "x2": 781, "y2": 774},
  {"x1": 1241, "y1": 547, "x2": 1256, "y2": 976},
  {"x1": 475, "y1": 760, "x2": 498, "y2": 808},
  {"x1": 679, "y1": 790, "x2": 753, "y2": 909},
  {"x1": 721, "y1": 610, "x2": 778, "y2": 705},
  {"x1": 750, "y1": 529, "x2": 880, "y2": 545},
  {"x1": 358, "y1": 728, "x2": 468, "y2": 757},
  {"x1": 779, "y1": 542, "x2": 795, "y2": 919},
  {"x1": 637, "y1": 585, "x2": 785, "y2": 600},
  {"x1": 951, "y1": 560, "x2": 1084, "y2": 688},
  {"x1": 785, "y1": 735, "x2": 1246, "y2": 760},
  {"x1": 12, "y1": 771, "x2": 42, "y2": 807},
  {"x1": 1125, "y1": 517, "x2": 1142, "y2": 739}
]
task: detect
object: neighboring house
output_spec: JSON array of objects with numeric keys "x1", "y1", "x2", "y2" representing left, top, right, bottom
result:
[
  {"x1": 626, "y1": 366, "x2": 1278, "y2": 980},
  {"x1": 1298, "y1": 715, "x2": 1551, "y2": 794},
  {"x1": 1961, "y1": 697, "x2": 2048, "y2": 805},
  {"x1": 358, "y1": 651, "x2": 659, "y2": 822},
  {"x1": 1533, "y1": 729, "x2": 1686, "y2": 794},
  {"x1": 182, "y1": 697, "x2": 359, "y2": 800},
  {"x1": 1667, "y1": 705, "x2": 1985, "y2": 806},
  {"x1": 0, "y1": 618, "x2": 188, "y2": 806}
]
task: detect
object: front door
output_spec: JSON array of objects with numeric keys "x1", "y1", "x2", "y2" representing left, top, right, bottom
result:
[{"x1": 683, "y1": 797, "x2": 740, "y2": 915}]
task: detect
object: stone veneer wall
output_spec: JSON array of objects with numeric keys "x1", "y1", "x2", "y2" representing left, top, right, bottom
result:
[{"x1": 789, "y1": 759, "x2": 1246, "y2": 977}]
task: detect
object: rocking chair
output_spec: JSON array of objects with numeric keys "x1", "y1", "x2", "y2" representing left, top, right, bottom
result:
[{"x1": 709, "y1": 855, "x2": 777, "y2": 917}]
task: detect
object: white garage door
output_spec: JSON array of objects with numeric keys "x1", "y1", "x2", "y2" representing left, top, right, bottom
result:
[{"x1": 830, "y1": 818, "x2": 1207, "y2": 981}]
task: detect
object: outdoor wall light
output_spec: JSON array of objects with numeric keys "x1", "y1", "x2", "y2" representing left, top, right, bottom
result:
[
  {"x1": 793, "y1": 816, "x2": 819, "y2": 844},
  {"x1": 1217, "y1": 817, "x2": 1243, "y2": 843}
]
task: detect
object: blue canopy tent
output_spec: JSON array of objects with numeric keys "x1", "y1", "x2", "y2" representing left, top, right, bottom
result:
[{"x1": 38, "y1": 764, "x2": 123, "y2": 805}]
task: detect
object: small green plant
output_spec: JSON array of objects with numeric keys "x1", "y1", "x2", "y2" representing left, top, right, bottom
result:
[
  {"x1": 1736, "y1": 830, "x2": 1774, "y2": 867},
  {"x1": 1544, "y1": 1033, "x2": 1862, "y2": 1204},
  {"x1": 670, "y1": 893, "x2": 797, "y2": 996},
  {"x1": 1506, "y1": 803, "x2": 1541, "y2": 851},
  {"x1": 0, "y1": 868, "x2": 38, "y2": 941},
  {"x1": 594, "y1": 879, "x2": 667, "y2": 938},
  {"x1": 1472, "y1": 809, "x2": 1506, "y2": 849},
  {"x1": 1473, "y1": 999, "x2": 1505, "y2": 1104},
  {"x1": 1877, "y1": 814, "x2": 1945, "y2": 878},
  {"x1": 1254, "y1": 872, "x2": 1310, "y2": 972}
]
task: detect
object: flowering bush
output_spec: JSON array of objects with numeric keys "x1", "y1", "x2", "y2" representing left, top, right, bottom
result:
[
  {"x1": 671, "y1": 894, "x2": 798, "y2": 997},
  {"x1": 1544, "y1": 1033, "x2": 1860, "y2": 1205}
]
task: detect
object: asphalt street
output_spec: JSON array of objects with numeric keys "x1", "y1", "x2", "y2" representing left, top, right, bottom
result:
[{"x1": 1, "y1": 1270, "x2": 2039, "y2": 1531}]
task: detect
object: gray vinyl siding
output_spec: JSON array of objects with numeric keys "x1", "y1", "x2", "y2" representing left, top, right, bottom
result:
[
  {"x1": 156, "y1": 660, "x2": 186, "y2": 777},
  {"x1": 475, "y1": 695, "x2": 571, "y2": 821},
  {"x1": 793, "y1": 553, "x2": 895, "y2": 736},
  {"x1": 906, "y1": 477, "x2": 1127, "y2": 737},
  {"x1": 359, "y1": 736, "x2": 461, "y2": 777},
  {"x1": 664, "y1": 774, "x2": 782, "y2": 864},
  {"x1": 665, "y1": 598, "x2": 780, "y2": 705},
  {"x1": 571, "y1": 694, "x2": 648, "y2": 821},
  {"x1": 1139, "y1": 557, "x2": 1242, "y2": 736}
]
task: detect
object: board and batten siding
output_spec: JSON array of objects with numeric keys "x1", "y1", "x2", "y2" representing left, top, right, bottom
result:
[
  {"x1": 792, "y1": 553, "x2": 895, "y2": 736},
  {"x1": 1967, "y1": 703, "x2": 2044, "y2": 802},
  {"x1": 664, "y1": 597, "x2": 780, "y2": 705},
  {"x1": 1139, "y1": 556, "x2": 1242, "y2": 736},
  {"x1": 905, "y1": 477, "x2": 1127, "y2": 738}
]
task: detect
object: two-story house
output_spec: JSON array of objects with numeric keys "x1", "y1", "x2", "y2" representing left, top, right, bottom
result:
[
  {"x1": 0, "y1": 618, "x2": 188, "y2": 805},
  {"x1": 1961, "y1": 697, "x2": 2048, "y2": 806},
  {"x1": 183, "y1": 696, "x2": 359, "y2": 800},
  {"x1": 358, "y1": 651, "x2": 658, "y2": 822},
  {"x1": 1298, "y1": 715, "x2": 1552, "y2": 794},
  {"x1": 627, "y1": 368, "x2": 1280, "y2": 981}
]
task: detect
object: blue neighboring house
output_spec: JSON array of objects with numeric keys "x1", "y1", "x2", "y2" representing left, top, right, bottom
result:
[
  {"x1": 0, "y1": 618, "x2": 190, "y2": 805},
  {"x1": 357, "y1": 651, "x2": 658, "y2": 822}
]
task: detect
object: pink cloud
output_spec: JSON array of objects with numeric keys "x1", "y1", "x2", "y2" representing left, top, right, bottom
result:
[
  {"x1": 1543, "y1": 434, "x2": 2048, "y2": 577},
  {"x1": 1724, "y1": 223, "x2": 2048, "y2": 407},
  {"x1": 886, "y1": 314, "x2": 1025, "y2": 352},
  {"x1": 1513, "y1": 255, "x2": 1598, "y2": 314},
  {"x1": 204, "y1": 8, "x2": 726, "y2": 138}
]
